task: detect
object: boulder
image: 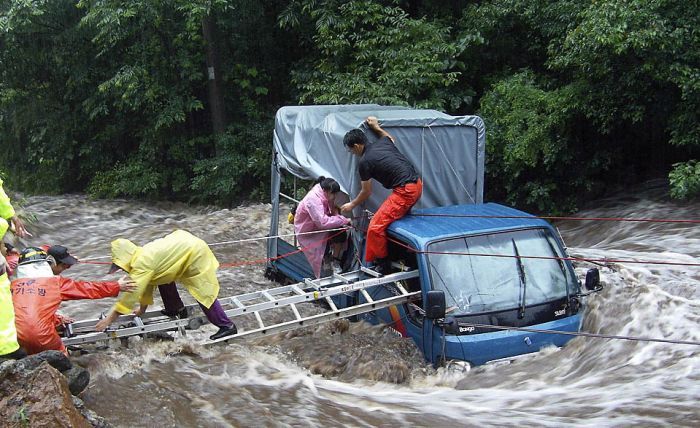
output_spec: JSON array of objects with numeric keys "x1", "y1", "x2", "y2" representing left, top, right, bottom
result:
[
  {"x1": 63, "y1": 366, "x2": 90, "y2": 396},
  {"x1": 0, "y1": 361, "x2": 91, "y2": 427},
  {"x1": 15, "y1": 350, "x2": 73, "y2": 373}
]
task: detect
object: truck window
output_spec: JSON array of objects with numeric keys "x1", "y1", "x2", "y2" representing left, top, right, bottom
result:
[{"x1": 426, "y1": 228, "x2": 576, "y2": 315}]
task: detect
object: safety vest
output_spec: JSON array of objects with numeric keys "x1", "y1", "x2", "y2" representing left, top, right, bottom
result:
[{"x1": 0, "y1": 269, "x2": 20, "y2": 356}]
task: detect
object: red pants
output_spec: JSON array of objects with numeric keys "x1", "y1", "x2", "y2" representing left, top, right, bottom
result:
[{"x1": 365, "y1": 180, "x2": 422, "y2": 263}]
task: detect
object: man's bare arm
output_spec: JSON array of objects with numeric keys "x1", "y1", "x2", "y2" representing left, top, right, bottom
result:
[
  {"x1": 366, "y1": 116, "x2": 394, "y2": 143},
  {"x1": 341, "y1": 180, "x2": 372, "y2": 213}
]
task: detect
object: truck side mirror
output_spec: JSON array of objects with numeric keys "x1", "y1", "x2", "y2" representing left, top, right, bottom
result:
[
  {"x1": 425, "y1": 290, "x2": 446, "y2": 319},
  {"x1": 585, "y1": 268, "x2": 600, "y2": 291}
]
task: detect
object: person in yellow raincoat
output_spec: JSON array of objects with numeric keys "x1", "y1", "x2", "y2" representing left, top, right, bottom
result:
[
  {"x1": 0, "y1": 251, "x2": 25, "y2": 359},
  {"x1": 0, "y1": 178, "x2": 26, "y2": 359},
  {"x1": 95, "y1": 230, "x2": 237, "y2": 340},
  {"x1": 0, "y1": 178, "x2": 29, "y2": 239}
]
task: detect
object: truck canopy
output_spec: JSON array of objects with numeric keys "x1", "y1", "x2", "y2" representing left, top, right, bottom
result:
[{"x1": 272, "y1": 105, "x2": 486, "y2": 212}]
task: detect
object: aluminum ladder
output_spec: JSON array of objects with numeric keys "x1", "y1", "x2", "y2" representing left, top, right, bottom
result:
[{"x1": 62, "y1": 267, "x2": 420, "y2": 347}]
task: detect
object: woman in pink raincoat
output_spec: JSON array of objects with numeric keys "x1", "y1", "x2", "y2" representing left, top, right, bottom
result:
[{"x1": 294, "y1": 177, "x2": 351, "y2": 278}]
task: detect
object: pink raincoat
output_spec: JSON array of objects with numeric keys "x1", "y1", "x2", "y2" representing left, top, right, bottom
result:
[{"x1": 294, "y1": 184, "x2": 350, "y2": 278}]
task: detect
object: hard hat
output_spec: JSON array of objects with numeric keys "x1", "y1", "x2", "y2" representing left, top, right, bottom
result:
[{"x1": 18, "y1": 247, "x2": 49, "y2": 265}]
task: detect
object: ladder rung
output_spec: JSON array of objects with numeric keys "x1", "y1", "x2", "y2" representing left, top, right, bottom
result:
[
  {"x1": 325, "y1": 296, "x2": 338, "y2": 311},
  {"x1": 394, "y1": 281, "x2": 409, "y2": 295},
  {"x1": 254, "y1": 311, "x2": 265, "y2": 329},
  {"x1": 332, "y1": 272, "x2": 352, "y2": 284},
  {"x1": 360, "y1": 266, "x2": 382, "y2": 278},
  {"x1": 360, "y1": 288, "x2": 374, "y2": 303},
  {"x1": 304, "y1": 278, "x2": 319, "y2": 289},
  {"x1": 290, "y1": 303, "x2": 301, "y2": 320}
]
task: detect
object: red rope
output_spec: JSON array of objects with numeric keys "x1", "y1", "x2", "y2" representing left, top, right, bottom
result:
[
  {"x1": 77, "y1": 229, "x2": 348, "y2": 270},
  {"x1": 409, "y1": 213, "x2": 700, "y2": 224},
  {"x1": 387, "y1": 237, "x2": 700, "y2": 267},
  {"x1": 220, "y1": 228, "x2": 347, "y2": 268}
]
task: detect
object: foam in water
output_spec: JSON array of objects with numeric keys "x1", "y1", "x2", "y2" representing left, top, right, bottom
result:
[{"x1": 13, "y1": 184, "x2": 699, "y2": 426}]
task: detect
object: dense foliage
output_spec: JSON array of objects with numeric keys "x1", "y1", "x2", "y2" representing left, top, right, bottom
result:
[{"x1": 0, "y1": 0, "x2": 697, "y2": 212}]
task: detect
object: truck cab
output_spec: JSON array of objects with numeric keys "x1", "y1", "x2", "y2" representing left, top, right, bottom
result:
[
  {"x1": 266, "y1": 105, "x2": 593, "y2": 366},
  {"x1": 357, "y1": 202, "x2": 583, "y2": 366}
]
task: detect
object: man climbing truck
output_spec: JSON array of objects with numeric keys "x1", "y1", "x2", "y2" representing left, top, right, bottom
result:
[{"x1": 266, "y1": 105, "x2": 601, "y2": 367}]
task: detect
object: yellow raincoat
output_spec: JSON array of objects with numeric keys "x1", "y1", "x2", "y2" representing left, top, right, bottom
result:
[
  {"x1": 0, "y1": 260, "x2": 20, "y2": 356},
  {"x1": 111, "y1": 230, "x2": 221, "y2": 315},
  {"x1": 0, "y1": 178, "x2": 16, "y2": 238},
  {"x1": 0, "y1": 180, "x2": 20, "y2": 355}
]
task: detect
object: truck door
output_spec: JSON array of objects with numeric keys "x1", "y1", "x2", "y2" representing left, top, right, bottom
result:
[{"x1": 422, "y1": 319, "x2": 449, "y2": 365}]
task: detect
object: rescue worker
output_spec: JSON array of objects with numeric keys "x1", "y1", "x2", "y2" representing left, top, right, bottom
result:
[
  {"x1": 11, "y1": 247, "x2": 135, "y2": 355},
  {"x1": 0, "y1": 252, "x2": 25, "y2": 359},
  {"x1": 0, "y1": 177, "x2": 29, "y2": 239},
  {"x1": 0, "y1": 179, "x2": 26, "y2": 359},
  {"x1": 46, "y1": 244, "x2": 79, "y2": 276},
  {"x1": 95, "y1": 230, "x2": 237, "y2": 341},
  {"x1": 294, "y1": 176, "x2": 351, "y2": 277},
  {"x1": 340, "y1": 116, "x2": 422, "y2": 273}
]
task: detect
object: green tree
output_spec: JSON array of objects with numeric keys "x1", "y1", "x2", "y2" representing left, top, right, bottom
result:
[
  {"x1": 280, "y1": 0, "x2": 466, "y2": 109},
  {"x1": 549, "y1": 0, "x2": 700, "y2": 198}
]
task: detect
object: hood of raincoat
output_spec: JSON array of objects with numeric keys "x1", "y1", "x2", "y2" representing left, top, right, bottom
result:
[
  {"x1": 111, "y1": 238, "x2": 140, "y2": 273},
  {"x1": 0, "y1": 218, "x2": 7, "y2": 239}
]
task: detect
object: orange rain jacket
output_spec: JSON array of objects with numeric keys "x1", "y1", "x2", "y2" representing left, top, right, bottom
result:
[{"x1": 11, "y1": 268, "x2": 120, "y2": 355}]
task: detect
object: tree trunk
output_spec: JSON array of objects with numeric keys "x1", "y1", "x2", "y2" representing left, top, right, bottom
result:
[{"x1": 202, "y1": 13, "x2": 226, "y2": 145}]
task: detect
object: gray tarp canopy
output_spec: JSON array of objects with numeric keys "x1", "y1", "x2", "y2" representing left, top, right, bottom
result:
[
  {"x1": 272, "y1": 104, "x2": 485, "y2": 212},
  {"x1": 268, "y1": 104, "x2": 486, "y2": 267}
]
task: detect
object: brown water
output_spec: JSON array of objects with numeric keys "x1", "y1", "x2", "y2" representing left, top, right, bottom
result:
[{"x1": 11, "y1": 182, "x2": 699, "y2": 427}]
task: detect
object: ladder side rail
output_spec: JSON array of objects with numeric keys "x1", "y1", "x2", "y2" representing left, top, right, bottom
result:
[
  {"x1": 63, "y1": 317, "x2": 193, "y2": 346},
  {"x1": 207, "y1": 291, "x2": 421, "y2": 345}
]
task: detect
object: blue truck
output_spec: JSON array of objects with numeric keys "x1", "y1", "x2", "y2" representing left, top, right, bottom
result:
[{"x1": 266, "y1": 105, "x2": 600, "y2": 367}]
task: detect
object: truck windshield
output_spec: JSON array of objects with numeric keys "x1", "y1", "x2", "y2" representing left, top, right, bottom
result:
[{"x1": 427, "y1": 228, "x2": 575, "y2": 315}]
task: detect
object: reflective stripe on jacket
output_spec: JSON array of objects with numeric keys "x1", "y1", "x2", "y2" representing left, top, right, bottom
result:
[
  {"x1": 112, "y1": 230, "x2": 220, "y2": 314},
  {"x1": 0, "y1": 269, "x2": 20, "y2": 356}
]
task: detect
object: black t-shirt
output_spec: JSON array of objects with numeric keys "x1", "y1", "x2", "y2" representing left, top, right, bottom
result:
[{"x1": 358, "y1": 136, "x2": 419, "y2": 189}]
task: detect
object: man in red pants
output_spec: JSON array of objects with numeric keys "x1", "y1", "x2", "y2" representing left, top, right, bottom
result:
[{"x1": 340, "y1": 116, "x2": 422, "y2": 273}]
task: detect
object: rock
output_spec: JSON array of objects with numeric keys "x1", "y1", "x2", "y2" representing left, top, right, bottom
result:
[
  {"x1": 72, "y1": 397, "x2": 111, "y2": 428},
  {"x1": 17, "y1": 350, "x2": 72, "y2": 373},
  {"x1": 0, "y1": 361, "x2": 91, "y2": 427},
  {"x1": 63, "y1": 366, "x2": 90, "y2": 396},
  {"x1": 143, "y1": 331, "x2": 175, "y2": 341}
]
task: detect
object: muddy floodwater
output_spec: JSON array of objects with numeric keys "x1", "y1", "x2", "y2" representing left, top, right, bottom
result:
[{"x1": 10, "y1": 181, "x2": 699, "y2": 426}]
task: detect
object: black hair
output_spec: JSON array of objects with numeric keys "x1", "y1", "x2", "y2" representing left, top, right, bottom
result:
[
  {"x1": 343, "y1": 128, "x2": 368, "y2": 148},
  {"x1": 316, "y1": 176, "x2": 341, "y2": 193}
]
